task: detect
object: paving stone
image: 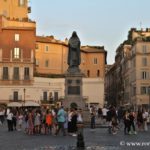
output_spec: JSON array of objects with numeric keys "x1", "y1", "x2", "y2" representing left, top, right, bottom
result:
[{"x1": 0, "y1": 121, "x2": 150, "y2": 150}]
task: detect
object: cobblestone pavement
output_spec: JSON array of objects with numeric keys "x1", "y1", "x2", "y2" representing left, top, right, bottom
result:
[{"x1": 0, "y1": 122, "x2": 150, "y2": 150}]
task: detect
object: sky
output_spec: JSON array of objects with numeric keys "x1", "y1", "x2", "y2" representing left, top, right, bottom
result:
[{"x1": 29, "y1": 0, "x2": 150, "y2": 64}]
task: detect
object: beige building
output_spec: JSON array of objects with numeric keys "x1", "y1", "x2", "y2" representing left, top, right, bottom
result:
[
  {"x1": 130, "y1": 41, "x2": 150, "y2": 107},
  {"x1": 105, "y1": 28, "x2": 150, "y2": 109}
]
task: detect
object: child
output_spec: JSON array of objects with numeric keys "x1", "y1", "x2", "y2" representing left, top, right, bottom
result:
[
  {"x1": 46, "y1": 110, "x2": 52, "y2": 134},
  {"x1": 18, "y1": 112, "x2": 23, "y2": 131}
]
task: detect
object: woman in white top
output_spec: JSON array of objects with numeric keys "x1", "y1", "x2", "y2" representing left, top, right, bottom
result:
[
  {"x1": 7, "y1": 110, "x2": 13, "y2": 131},
  {"x1": 142, "y1": 109, "x2": 149, "y2": 131},
  {"x1": 34, "y1": 111, "x2": 41, "y2": 134},
  {"x1": 18, "y1": 112, "x2": 23, "y2": 131}
]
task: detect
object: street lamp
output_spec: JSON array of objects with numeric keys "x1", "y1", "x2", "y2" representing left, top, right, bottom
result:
[
  {"x1": 23, "y1": 88, "x2": 26, "y2": 107},
  {"x1": 148, "y1": 86, "x2": 150, "y2": 110}
]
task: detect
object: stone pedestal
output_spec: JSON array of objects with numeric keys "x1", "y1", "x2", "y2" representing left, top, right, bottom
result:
[{"x1": 63, "y1": 70, "x2": 85, "y2": 109}]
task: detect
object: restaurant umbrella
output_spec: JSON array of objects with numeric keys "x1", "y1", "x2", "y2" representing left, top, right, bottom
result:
[
  {"x1": 7, "y1": 102, "x2": 22, "y2": 107},
  {"x1": 24, "y1": 101, "x2": 40, "y2": 107}
]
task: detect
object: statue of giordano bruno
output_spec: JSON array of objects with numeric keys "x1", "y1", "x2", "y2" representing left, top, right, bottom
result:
[{"x1": 67, "y1": 31, "x2": 81, "y2": 72}]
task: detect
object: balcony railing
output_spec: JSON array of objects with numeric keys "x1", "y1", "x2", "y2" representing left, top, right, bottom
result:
[
  {"x1": 41, "y1": 100, "x2": 53, "y2": 104},
  {"x1": 9, "y1": 95, "x2": 22, "y2": 101}
]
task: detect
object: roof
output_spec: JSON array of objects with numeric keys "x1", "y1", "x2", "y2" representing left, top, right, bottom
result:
[
  {"x1": 36, "y1": 36, "x2": 68, "y2": 46},
  {"x1": 36, "y1": 36, "x2": 107, "y2": 54},
  {"x1": 81, "y1": 45, "x2": 106, "y2": 53}
]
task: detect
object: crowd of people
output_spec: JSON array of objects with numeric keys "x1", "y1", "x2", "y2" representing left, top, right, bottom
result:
[
  {"x1": 0, "y1": 105, "x2": 83, "y2": 137},
  {"x1": 89, "y1": 105, "x2": 150, "y2": 135},
  {"x1": 0, "y1": 104, "x2": 150, "y2": 136}
]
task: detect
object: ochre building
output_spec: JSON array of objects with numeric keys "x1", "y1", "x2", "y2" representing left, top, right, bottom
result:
[
  {"x1": 35, "y1": 36, "x2": 107, "y2": 78},
  {"x1": 0, "y1": 0, "x2": 30, "y2": 20}
]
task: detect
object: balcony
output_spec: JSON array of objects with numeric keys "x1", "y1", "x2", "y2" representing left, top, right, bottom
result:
[
  {"x1": 41, "y1": 100, "x2": 54, "y2": 104},
  {"x1": 9, "y1": 95, "x2": 22, "y2": 102},
  {"x1": 2, "y1": 15, "x2": 36, "y2": 28}
]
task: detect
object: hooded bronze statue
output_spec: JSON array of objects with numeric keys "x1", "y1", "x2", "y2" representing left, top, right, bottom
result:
[{"x1": 67, "y1": 31, "x2": 81, "y2": 72}]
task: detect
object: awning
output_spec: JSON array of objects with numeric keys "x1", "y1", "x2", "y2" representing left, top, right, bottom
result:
[
  {"x1": 24, "y1": 101, "x2": 40, "y2": 107},
  {"x1": 123, "y1": 103, "x2": 131, "y2": 106},
  {"x1": 7, "y1": 102, "x2": 22, "y2": 107}
]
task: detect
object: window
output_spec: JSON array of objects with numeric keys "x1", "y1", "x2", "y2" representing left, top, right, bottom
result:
[
  {"x1": 87, "y1": 70, "x2": 90, "y2": 77},
  {"x1": 142, "y1": 45, "x2": 147, "y2": 54},
  {"x1": 141, "y1": 71, "x2": 149, "y2": 80},
  {"x1": 133, "y1": 86, "x2": 136, "y2": 96},
  {"x1": 45, "y1": 60, "x2": 49, "y2": 67},
  {"x1": 13, "y1": 91, "x2": 18, "y2": 101},
  {"x1": 49, "y1": 92, "x2": 53, "y2": 99},
  {"x1": 3, "y1": 67, "x2": 8, "y2": 80},
  {"x1": 97, "y1": 70, "x2": 100, "y2": 77},
  {"x1": 142, "y1": 57, "x2": 147, "y2": 66},
  {"x1": 43, "y1": 92, "x2": 48, "y2": 101},
  {"x1": 141, "y1": 86, "x2": 148, "y2": 95},
  {"x1": 54, "y1": 92, "x2": 58, "y2": 101},
  {"x1": 45, "y1": 45, "x2": 49, "y2": 52},
  {"x1": 19, "y1": 0, "x2": 25, "y2": 6},
  {"x1": 93, "y1": 58, "x2": 98, "y2": 64},
  {"x1": 13, "y1": 48, "x2": 20, "y2": 59},
  {"x1": 13, "y1": 67, "x2": 19, "y2": 80},
  {"x1": 24, "y1": 67, "x2": 29, "y2": 80},
  {"x1": 15, "y1": 34, "x2": 20, "y2": 41},
  {"x1": 35, "y1": 59, "x2": 39, "y2": 66}
]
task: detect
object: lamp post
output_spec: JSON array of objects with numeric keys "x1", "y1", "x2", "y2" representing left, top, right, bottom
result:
[
  {"x1": 23, "y1": 88, "x2": 26, "y2": 107},
  {"x1": 148, "y1": 86, "x2": 150, "y2": 110}
]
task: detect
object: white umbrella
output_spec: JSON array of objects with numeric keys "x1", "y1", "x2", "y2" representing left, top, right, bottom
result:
[
  {"x1": 123, "y1": 103, "x2": 130, "y2": 106},
  {"x1": 7, "y1": 102, "x2": 22, "y2": 107},
  {"x1": 24, "y1": 101, "x2": 40, "y2": 107}
]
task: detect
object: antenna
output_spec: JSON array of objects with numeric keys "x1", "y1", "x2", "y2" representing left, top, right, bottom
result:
[{"x1": 140, "y1": 22, "x2": 142, "y2": 30}]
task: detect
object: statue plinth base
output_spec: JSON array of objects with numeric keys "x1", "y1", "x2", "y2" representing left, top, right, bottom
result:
[
  {"x1": 67, "y1": 67, "x2": 81, "y2": 74},
  {"x1": 63, "y1": 69, "x2": 85, "y2": 109}
]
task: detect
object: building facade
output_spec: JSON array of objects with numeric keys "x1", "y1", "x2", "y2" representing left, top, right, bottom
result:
[
  {"x1": 35, "y1": 36, "x2": 107, "y2": 78},
  {"x1": 0, "y1": 1, "x2": 106, "y2": 108},
  {"x1": 0, "y1": 0, "x2": 36, "y2": 104},
  {"x1": 105, "y1": 28, "x2": 150, "y2": 109},
  {"x1": 35, "y1": 36, "x2": 68, "y2": 75},
  {"x1": 0, "y1": 77, "x2": 104, "y2": 107},
  {"x1": 0, "y1": 16, "x2": 36, "y2": 85},
  {"x1": 0, "y1": 0, "x2": 30, "y2": 20}
]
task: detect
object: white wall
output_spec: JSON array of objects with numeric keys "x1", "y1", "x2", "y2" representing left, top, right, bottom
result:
[
  {"x1": 0, "y1": 77, "x2": 104, "y2": 106},
  {"x1": 83, "y1": 78, "x2": 104, "y2": 107}
]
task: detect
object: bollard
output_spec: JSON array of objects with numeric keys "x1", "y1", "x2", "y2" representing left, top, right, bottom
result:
[
  {"x1": 77, "y1": 132, "x2": 85, "y2": 149},
  {"x1": 76, "y1": 123, "x2": 85, "y2": 149}
]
